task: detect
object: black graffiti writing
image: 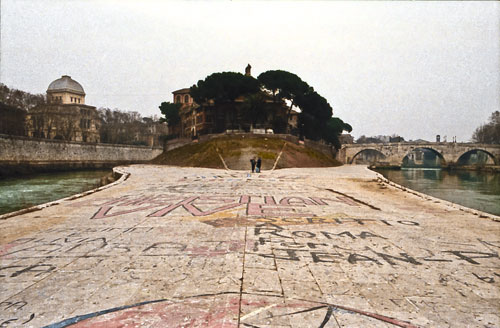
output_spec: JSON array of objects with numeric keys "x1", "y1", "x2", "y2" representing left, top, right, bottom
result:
[
  {"x1": 443, "y1": 251, "x2": 499, "y2": 265},
  {"x1": 0, "y1": 313, "x2": 35, "y2": 327},
  {"x1": 142, "y1": 242, "x2": 187, "y2": 255},
  {"x1": 258, "y1": 217, "x2": 421, "y2": 226},
  {"x1": 255, "y1": 248, "x2": 499, "y2": 266},
  {"x1": 0, "y1": 264, "x2": 56, "y2": 278},
  {"x1": 0, "y1": 302, "x2": 26, "y2": 311},
  {"x1": 254, "y1": 222, "x2": 389, "y2": 242},
  {"x1": 472, "y1": 273, "x2": 495, "y2": 283}
]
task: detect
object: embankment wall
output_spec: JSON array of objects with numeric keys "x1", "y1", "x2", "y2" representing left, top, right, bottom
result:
[
  {"x1": 165, "y1": 133, "x2": 336, "y2": 157},
  {"x1": 0, "y1": 134, "x2": 163, "y2": 176}
]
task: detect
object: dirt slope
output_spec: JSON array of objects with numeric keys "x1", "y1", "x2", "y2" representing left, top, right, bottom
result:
[{"x1": 151, "y1": 136, "x2": 341, "y2": 170}]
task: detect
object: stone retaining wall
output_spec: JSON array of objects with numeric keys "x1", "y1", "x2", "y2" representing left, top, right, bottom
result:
[
  {"x1": 165, "y1": 133, "x2": 336, "y2": 157},
  {"x1": 0, "y1": 134, "x2": 163, "y2": 176}
]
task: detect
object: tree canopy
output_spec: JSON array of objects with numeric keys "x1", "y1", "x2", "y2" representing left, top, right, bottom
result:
[
  {"x1": 324, "y1": 117, "x2": 353, "y2": 149},
  {"x1": 472, "y1": 111, "x2": 500, "y2": 144},
  {"x1": 164, "y1": 68, "x2": 352, "y2": 147},
  {"x1": 258, "y1": 70, "x2": 311, "y2": 133},
  {"x1": 158, "y1": 102, "x2": 181, "y2": 126},
  {"x1": 257, "y1": 70, "x2": 309, "y2": 104},
  {"x1": 296, "y1": 90, "x2": 332, "y2": 140},
  {"x1": 98, "y1": 108, "x2": 164, "y2": 145},
  {"x1": 190, "y1": 72, "x2": 260, "y2": 105}
]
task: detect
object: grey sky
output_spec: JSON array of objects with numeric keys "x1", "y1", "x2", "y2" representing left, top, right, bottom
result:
[{"x1": 1, "y1": 1, "x2": 499, "y2": 142}]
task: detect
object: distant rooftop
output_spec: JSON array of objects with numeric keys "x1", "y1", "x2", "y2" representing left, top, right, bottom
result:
[{"x1": 172, "y1": 88, "x2": 191, "y2": 94}]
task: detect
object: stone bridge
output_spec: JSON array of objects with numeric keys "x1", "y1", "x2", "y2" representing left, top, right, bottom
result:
[{"x1": 337, "y1": 142, "x2": 500, "y2": 166}]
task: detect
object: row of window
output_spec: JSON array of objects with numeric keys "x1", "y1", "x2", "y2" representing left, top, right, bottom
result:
[
  {"x1": 50, "y1": 96, "x2": 81, "y2": 103},
  {"x1": 80, "y1": 109, "x2": 92, "y2": 116},
  {"x1": 186, "y1": 116, "x2": 213, "y2": 125},
  {"x1": 175, "y1": 95, "x2": 190, "y2": 104}
]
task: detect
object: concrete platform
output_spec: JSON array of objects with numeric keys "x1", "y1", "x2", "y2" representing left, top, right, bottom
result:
[{"x1": 1, "y1": 165, "x2": 499, "y2": 327}]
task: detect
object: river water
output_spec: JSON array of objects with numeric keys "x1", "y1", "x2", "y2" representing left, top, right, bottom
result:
[
  {"x1": 375, "y1": 168, "x2": 500, "y2": 216},
  {"x1": 0, "y1": 170, "x2": 110, "y2": 215}
]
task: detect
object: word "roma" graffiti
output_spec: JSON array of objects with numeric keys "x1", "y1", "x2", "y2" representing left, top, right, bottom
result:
[{"x1": 252, "y1": 223, "x2": 500, "y2": 266}]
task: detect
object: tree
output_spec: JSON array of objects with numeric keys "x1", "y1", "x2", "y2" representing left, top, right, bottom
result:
[
  {"x1": 356, "y1": 135, "x2": 390, "y2": 144},
  {"x1": 324, "y1": 117, "x2": 353, "y2": 149},
  {"x1": 98, "y1": 108, "x2": 155, "y2": 145},
  {"x1": 472, "y1": 111, "x2": 500, "y2": 144},
  {"x1": 257, "y1": 70, "x2": 310, "y2": 131},
  {"x1": 163, "y1": 67, "x2": 353, "y2": 142},
  {"x1": 190, "y1": 72, "x2": 260, "y2": 105},
  {"x1": 296, "y1": 90, "x2": 333, "y2": 141},
  {"x1": 0, "y1": 102, "x2": 26, "y2": 136},
  {"x1": 0, "y1": 83, "x2": 45, "y2": 110},
  {"x1": 189, "y1": 72, "x2": 261, "y2": 132},
  {"x1": 159, "y1": 102, "x2": 181, "y2": 126},
  {"x1": 241, "y1": 92, "x2": 276, "y2": 129},
  {"x1": 389, "y1": 134, "x2": 405, "y2": 143}
]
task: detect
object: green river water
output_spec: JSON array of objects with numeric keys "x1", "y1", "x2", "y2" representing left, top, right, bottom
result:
[
  {"x1": 374, "y1": 168, "x2": 500, "y2": 216},
  {"x1": 0, "y1": 170, "x2": 110, "y2": 215}
]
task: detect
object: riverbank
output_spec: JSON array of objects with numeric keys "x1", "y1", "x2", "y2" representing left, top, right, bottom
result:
[
  {"x1": 0, "y1": 165, "x2": 498, "y2": 327},
  {"x1": 371, "y1": 164, "x2": 500, "y2": 173}
]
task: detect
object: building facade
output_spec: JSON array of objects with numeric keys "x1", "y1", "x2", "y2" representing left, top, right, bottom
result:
[{"x1": 26, "y1": 75, "x2": 100, "y2": 142}]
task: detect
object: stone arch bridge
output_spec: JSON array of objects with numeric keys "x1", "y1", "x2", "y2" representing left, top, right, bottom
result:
[{"x1": 337, "y1": 142, "x2": 500, "y2": 166}]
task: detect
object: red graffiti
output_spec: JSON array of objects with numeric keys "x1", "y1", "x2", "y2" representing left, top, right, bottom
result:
[{"x1": 87, "y1": 194, "x2": 360, "y2": 220}]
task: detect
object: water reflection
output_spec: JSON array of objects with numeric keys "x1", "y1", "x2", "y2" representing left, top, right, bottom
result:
[
  {"x1": 457, "y1": 150, "x2": 495, "y2": 166},
  {"x1": 402, "y1": 148, "x2": 444, "y2": 168},
  {"x1": 402, "y1": 168, "x2": 442, "y2": 181},
  {"x1": 375, "y1": 168, "x2": 500, "y2": 216}
]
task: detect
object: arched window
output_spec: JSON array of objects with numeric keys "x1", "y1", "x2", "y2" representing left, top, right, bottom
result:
[
  {"x1": 184, "y1": 95, "x2": 189, "y2": 103},
  {"x1": 175, "y1": 95, "x2": 181, "y2": 103}
]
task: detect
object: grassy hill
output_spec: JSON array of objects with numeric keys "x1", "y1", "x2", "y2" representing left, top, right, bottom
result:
[{"x1": 151, "y1": 135, "x2": 342, "y2": 170}]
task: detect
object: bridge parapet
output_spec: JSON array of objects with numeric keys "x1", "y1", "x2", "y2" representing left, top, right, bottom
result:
[{"x1": 338, "y1": 142, "x2": 500, "y2": 166}]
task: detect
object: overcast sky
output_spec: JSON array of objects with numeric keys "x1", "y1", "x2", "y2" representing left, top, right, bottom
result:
[{"x1": 1, "y1": 1, "x2": 499, "y2": 142}]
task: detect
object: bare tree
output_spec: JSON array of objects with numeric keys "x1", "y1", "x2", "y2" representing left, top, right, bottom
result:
[{"x1": 472, "y1": 111, "x2": 500, "y2": 144}]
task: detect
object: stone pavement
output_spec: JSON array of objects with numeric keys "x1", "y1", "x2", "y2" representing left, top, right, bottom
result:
[{"x1": 0, "y1": 165, "x2": 499, "y2": 327}]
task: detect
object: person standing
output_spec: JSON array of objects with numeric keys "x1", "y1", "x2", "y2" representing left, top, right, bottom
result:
[
  {"x1": 256, "y1": 157, "x2": 262, "y2": 173},
  {"x1": 250, "y1": 157, "x2": 256, "y2": 173}
]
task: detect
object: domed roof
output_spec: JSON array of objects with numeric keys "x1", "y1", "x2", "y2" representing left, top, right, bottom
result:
[{"x1": 47, "y1": 75, "x2": 85, "y2": 95}]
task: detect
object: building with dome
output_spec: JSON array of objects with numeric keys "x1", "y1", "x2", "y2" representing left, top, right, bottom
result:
[
  {"x1": 26, "y1": 75, "x2": 100, "y2": 142},
  {"x1": 46, "y1": 75, "x2": 86, "y2": 105}
]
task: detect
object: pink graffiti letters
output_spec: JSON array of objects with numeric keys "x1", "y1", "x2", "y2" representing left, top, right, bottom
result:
[{"x1": 86, "y1": 194, "x2": 362, "y2": 220}]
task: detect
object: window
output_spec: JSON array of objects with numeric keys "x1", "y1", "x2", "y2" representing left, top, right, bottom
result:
[
  {"x1": 184, "y1": 95, "x2": 189, "y2": 103},
  {"x1": 80, "y1": 119, "x2": 91, "y2": 129},
  {"x1": 175, "y1": 95, "x2": 181, "y2": 103}
]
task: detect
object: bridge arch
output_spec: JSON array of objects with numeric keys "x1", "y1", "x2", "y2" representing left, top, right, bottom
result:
[
  {"x1": 350, "y1": 149, "x2": 386, "y2": 164},
  {"x1": 456, "y1": 149, "x2": 498, "y2": 165},
  {"x1": 402, "y1": 147, "x2": 446, "y2": 167}
]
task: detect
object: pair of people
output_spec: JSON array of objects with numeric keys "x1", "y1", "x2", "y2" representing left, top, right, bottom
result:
[{"x1": 250, "y1": 157, "x2": 262, "y2": 173}]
